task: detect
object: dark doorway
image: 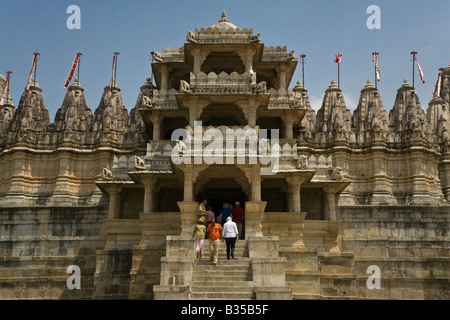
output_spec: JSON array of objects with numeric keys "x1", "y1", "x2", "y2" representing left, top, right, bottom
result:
[{"x1": 200, "y1": 187, "x2": 246, "y2": 219}]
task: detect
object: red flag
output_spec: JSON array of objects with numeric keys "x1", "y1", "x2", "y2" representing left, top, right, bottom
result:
[
  {"x1": 25, "y1": 53, "x2": 38, "y2": 91},
  {"x1": 373, "y1": 52, "x2": 381, "y2": 82},
  {"x1": 412, "y1": 52, "x2": 425, "y2": 84},
  {"x1": 63, "y1": 53, "x2": 80, "y2": 89},
  {"x1": 0, "y1": 72, "x2": 11, "y2": 107},
  {"x1": 110, "y1": 55, "x2": 116, "y2": 92},
  {"x1": 334, "y1": 54, "x2": 342, "y2": 63},
  {"x1": 436, "y1": 69, "x2": 443, "y2": 98}
]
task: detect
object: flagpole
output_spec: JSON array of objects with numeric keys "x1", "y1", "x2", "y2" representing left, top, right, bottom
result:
[
  {"x1": 372, "y1": 52, "x2": 379, "y2": 89},
  {"x1": 411, "y1": 51, "x2": 417, "y2": 88},
  {"x1": 338, "y1": 55, "x2": 340, "y2": 89},
  {"x1": 300, "y1": 54, "x2": 306, "y2": 87},
  {"x1": 76, "y1": 52, "x2": 82, "y2": 81},
  {"x1": 113, "y1": 51, "x2": 120, "y2": 85},
  {"x1": 33, "y1": 52, "x2": 40, "y2": 86}
]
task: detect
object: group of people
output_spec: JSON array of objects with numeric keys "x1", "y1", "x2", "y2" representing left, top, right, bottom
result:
[{"x1": 193, "y1": 199, "x2": 244, "y2": 265}]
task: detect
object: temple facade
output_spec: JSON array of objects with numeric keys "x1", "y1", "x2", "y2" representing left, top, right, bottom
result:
[{"x1": 0, "y1": 12, "x2": 449, "y2": 300}]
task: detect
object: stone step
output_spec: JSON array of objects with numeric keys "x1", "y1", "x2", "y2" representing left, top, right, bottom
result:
[
  {"x1": 189, "y1": 292, "x2": 254, "y2": 300},
  {"x1": 191, "y1": 285, "x2": 254, "y2": 293},
  {"x1": 192, "y1": 270, "x2": 250, "y2": 278},
  {"x1": 193, "y1": 264, "x2": 250, "y2": 272},
  {"x1": 195, "y1": 258, "x2": 250, "y2": 266},
  {"x1": 191, "y1": 280, "x2": 253, "y2": 287},
  {"x1": 322, "y1": 295, "x2": 358, "y2": 300},
  {"x1": 192, "y1": 274, "x2": 250, "y2": 282},
  {"x1": 292, "y1": 293, "x2": 322, "y2": 300},
  {"x1": 202, "y1": 245, "x2": 247, "y2": 254},
  {"x1": 320, "y1": 266, "x2": 354, "y2": 276}
]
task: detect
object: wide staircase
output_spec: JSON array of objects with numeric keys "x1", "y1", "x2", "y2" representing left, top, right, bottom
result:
[{"x1": 189, "y1": 239, "x2": 254, "y2": 300}]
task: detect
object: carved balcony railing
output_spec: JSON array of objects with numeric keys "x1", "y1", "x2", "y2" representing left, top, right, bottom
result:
[
  {"x1": 262, "y1": 46, "x2": 296, "y2": 62},
  {"x1": 161, "y1": 46, "x2": 185, "y2": 63},
  {"x1": 180, "y1": 71, "x2": 267, "y2": 96}
]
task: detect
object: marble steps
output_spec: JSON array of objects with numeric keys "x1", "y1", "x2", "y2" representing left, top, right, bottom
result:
[{"x1": 190, "y1": 240, "x2": 254, "y2": 300}]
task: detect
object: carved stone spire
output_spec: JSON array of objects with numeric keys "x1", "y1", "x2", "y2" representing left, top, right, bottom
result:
[
  {"x1": 0, "y1": 80, "x2": 15, "y2": 145},
  {"x1": 7, "y1": 80, "x2": 50, "y2": 145},
  {"x1": 125, "y1": 76, "x2": 154, "y2": 145},
  {"x1": 91, "y1": 82, "x2": 129, "y2": 144},
  {"x1": 427, "y1": 90, "x2": 449, "y2": 148},
  {"x1": 53, "y1": 78, "x2": 93, "y2": 132},
  {"x1": 352, "y1": 78, "x2": 389, "y2": 145},
  {"x1": 295, "y1": 80, "x2": 316, "y2": 144},
  {"x1": 314, "y1": 79, "x2": 352, "y2": 145},
  {"x1": 389, "y1": 78, "x2": 432, "y2": 145},
  {"x1": 438, "y1": 64, "x2": 450, "y2": 104}
]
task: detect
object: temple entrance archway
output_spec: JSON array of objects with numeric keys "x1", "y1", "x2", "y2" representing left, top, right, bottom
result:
[
  {"x1": 194, "y1": 165, "x2": 249, "y2": 221},
  {"x1": 200, "y1": 103, "x2": 246, "y2": 127}
]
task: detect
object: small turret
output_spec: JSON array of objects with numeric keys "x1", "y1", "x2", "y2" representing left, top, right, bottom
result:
[
  {"x1": 11, "y1": 80, "x2": 49, "y2": 131},
  {"x1": 352, "y1": 78, "x2": 389, "y2": 145},
  {"x1": 314, "y1": 79, "x2": 352, "y2": 144},
  {"x1": 91, "y1": 81, "x2": 129, "y2": 145},
  {"x1": 54, "y1": 77, "x2": 93, "y2": 132}
]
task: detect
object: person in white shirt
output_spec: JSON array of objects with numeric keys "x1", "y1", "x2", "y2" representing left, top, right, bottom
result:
[{"x1": 221, "y1": 216, "x2": 239, "y2": 260}]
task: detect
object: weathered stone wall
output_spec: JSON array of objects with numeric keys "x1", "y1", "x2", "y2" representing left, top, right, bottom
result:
[
  {"x1": 339, "y1": 206, "x2": 449, "y2": 299},
  {"x1": 0, "y1": 207, "x2": 107, "y2": 299}
]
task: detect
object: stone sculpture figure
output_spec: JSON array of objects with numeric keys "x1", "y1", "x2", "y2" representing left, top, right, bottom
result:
[
  {"x1": 187, "y1": 30, "x2": 197, "y2": 43},
  {"x1": 152, "y1": 52, "x2": 163, "y2": 63},
  {"x1": 176, "y1": 139, "x2": 187, "y2": 156},
  {"x1": 287, "y1": 50, "x2": 296, "y2": 60},
  {"x1": 142, "y1": 95, "x2": 152, "y2": 107},
  {"x1": 135, "y1": 155, "x2": 146, "y2": 170},
  {"x1": 255, "y1": 81, "x2": 267, "y2": 94},
  {"x1": 102, "y1": 167, "x2": 113, "y2": 180},
  {"x1": 180, "y1": 80, "x2": 191, "y2": 93},
  {"x1": 330, "y1": 166, "x2": 343, "y2": 180},
  {"x1": 297, "y1": 155, "x2": 308, "y2": 169}
]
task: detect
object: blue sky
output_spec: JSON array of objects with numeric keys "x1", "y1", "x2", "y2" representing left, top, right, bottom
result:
[{"x1": 1, "y1": 0, "x2": 449, "y2": 120}]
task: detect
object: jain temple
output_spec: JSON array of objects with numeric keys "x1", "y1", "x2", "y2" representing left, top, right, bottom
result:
[{"x1": 0, "y1": 12, "x2": 449, "y2": 300}]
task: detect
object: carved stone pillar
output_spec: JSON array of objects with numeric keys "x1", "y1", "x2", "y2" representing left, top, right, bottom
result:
[
  {"x1": 279, "y1": 66, "x2": 287, "y2": 90},
  {"x1": 326, "y1": 192, "x2": 336, "y2": 221},
  {"x1": 286, "y1": 176, "x2": 304, "y2": 212},
  {"x1": 245, "y1": 201, "x2": 267, "y2": 237},
  {"x1": 237, "y1": 100, "x2": 258, "y2": 127},
  {"x1": 160, "y1": 65, "x2": 169, "y2": 91},
  {"x1": 179, "y1": 163, "x2": 207, "y2": 202},
  {"x1": 183, "y1": 169, "x2": 195, "y2": 202},
  {"x1": 244, "y1": 166, "x2": 261, "y2": 201},
  {"x1": 238, "y1": 47, "x2": 254, "y2": 73},
  {"x1": 247, "y1": 101, "x2": 258, "y2": 127},
  {"x1": 178, "y1": 201, "x2": 199, "y2": 236},
  {"x1": 282, "y1": 111, "x2": 294, "y2": 139},
  {"x1": 141, "y1": 175, "x2": 156, "y2": 213},
  {"x1": 193, "y1": 54, "x2": 202, "y2": 75},
  {"x1": 192, "y1": 48, "x2": 209, "y2": 75},
  {"x1": 105, "y1": 185, "x2": 122, "y2": 219},
  {"x1": 321, "y1": 184, "x2": 339, "y2": 222},
  {"x1": 149, "y1": 111, "x2": 162, "y2": 141},
  {"x1": 185, "y1": 98, "x2": 207, "y2": 128}
]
